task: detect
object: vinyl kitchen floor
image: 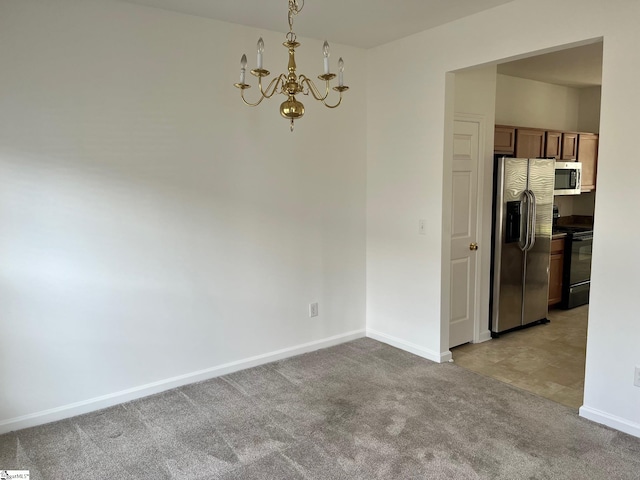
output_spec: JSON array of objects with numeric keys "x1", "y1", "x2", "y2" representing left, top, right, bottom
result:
[{"x1": 451, "y1": 305, "x2": 588, "y2": 410}]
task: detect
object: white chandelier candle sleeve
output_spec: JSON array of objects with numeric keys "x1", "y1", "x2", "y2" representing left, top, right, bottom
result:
[
  {"x1": 240, "y1": 54, "x2": 247, "y2": 84},
  {"x1": 323, "y1": 41, "x2": 330, "y2": 74},
  {"x1": 257, "y1": 37, "x2": 264, "y2": 70},
  {"x1": 338, "y1": 57, "x2": 344, "y2": 87}
]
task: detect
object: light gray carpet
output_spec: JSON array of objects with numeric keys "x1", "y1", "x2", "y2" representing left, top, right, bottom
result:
[{"x1": 1, "y1": 338, "x2": 639, "y2": 479}]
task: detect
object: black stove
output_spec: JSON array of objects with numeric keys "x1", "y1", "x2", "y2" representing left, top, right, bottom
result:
[{"x1": 554, "y1": 226, "x2": 593, "y2": 308}]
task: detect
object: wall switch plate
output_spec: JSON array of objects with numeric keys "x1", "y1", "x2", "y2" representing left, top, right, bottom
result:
[
  {"x1": 309, "y1": 302, "x2": 319, "y2": 318},
  {"x1": 419, "y1": 219, "x2": 427, "y2": 235},
  {"x1": 635, "y1": 366, "x2": 640, "y2": 387}
]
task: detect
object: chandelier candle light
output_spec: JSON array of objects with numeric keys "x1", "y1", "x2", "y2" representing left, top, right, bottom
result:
[{"x1": 234, "y1": 0, "x2": 349, "y2": 131}]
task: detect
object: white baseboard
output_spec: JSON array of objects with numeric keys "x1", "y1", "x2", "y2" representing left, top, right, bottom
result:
[
  {"x1": 476, "y1": 329, "x2": 492, "y2": 344},
  {"x1": 0, "y1": 329, "x2": 365, "y2": 435},
  {"x1": 579, "y1": 405, "x2": 640, "y2": 439},
  {"x1": 366, "y1": 329, "x2": 451, "y2": 363}
]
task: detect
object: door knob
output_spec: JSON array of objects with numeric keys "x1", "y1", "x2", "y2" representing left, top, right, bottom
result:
[{"x1": 469, "y1": 242, "x2": 478, "y2": 251}]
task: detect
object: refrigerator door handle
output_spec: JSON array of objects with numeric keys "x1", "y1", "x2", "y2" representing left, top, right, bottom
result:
[
  {"x1": 520, "y1": 190, "x2": 535, "y2": 251},
  {"x1": 527, "y1": 190, "x2": 537, "y2": 251},
  {"x1": 524, "y1": 190, "x2": 533, "y2": 252},
  {"x1": 518, "y1": 192, "x2": 529, "y2": 252}
]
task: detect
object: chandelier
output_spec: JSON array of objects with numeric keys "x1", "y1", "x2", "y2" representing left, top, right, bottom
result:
[{"x1": 234, "y1": 0, "x2": 349, "y2": 131}]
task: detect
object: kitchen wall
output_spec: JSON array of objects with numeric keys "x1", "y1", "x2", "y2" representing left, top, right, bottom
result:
[
  {"x1": 578, "y1": 87, "x2": 602, "y2": 133},
  {"x1": 573, "y1": 192, "x2": 597, "y2": 216},
  {"x1": 495, "y1": 74, "x2": 580, "y2": 131},
  {"x1": 367, "y1": 0, "x2": 640, "y2": 437},
  {"x1": 554, "y1": 192, "x2": 597, "y2": 218},
  {"x1": 495, "y1": 75, "x2": 601, "y2": 136},
  {"x1": 0, "y1": 0, "x2": 367, "y2": 431}
]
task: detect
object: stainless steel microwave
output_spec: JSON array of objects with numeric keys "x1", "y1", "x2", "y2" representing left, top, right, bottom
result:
[{"x1": 554, "y1": 161, "x2": 582, "y2": 195}]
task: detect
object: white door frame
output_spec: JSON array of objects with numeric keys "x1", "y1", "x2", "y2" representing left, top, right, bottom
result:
[{"x1": 442, "y1": 111, "x2": 493, "y2": 354}]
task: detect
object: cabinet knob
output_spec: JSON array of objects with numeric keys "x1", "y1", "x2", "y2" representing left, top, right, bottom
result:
[{"x1": 470, "y1": 242, "x2": 478, "y2": 251}]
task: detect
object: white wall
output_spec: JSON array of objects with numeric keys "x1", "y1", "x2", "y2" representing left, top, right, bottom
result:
[
  {"x1": 367, "y1": 0, "x2": 640, "y2": 437},
  {"x1": 369, "y1": 65, "x2": 499, "y2": 357},
  {"x1": 496, "y1": 75, "x2": 602, "y2": 134},
  {"x1": 451, "y1": 66, "x2": 497, "y2": 344},
  {"x1": 455, "y1": 67, "x2": 498, "y2": 117},
  {"x1": 578, "y1": 86, "x2": 602, "y2": 133},
  {"x1": 495, "y1": 74, "x2": 580, "y2": 131},
  {"x1": 0, "y1": 0, "x2": 367, "y2": 430}
]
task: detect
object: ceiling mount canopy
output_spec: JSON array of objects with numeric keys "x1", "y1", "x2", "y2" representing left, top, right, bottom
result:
[{"x1": 234, "y1": 0, "x2": 349, "y2": 131}]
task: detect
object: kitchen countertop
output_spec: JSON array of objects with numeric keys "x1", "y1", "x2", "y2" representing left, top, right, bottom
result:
[{"x1": 552, "y1": 232, "x2": 567, "y2": 240}]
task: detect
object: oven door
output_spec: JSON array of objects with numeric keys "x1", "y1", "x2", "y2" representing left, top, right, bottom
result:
[{"x1": 568, "y1": 234, "x2": 592, "y2": 285}]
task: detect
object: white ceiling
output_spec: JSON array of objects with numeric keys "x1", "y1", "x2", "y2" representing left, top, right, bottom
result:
[
  {"x1": 116, "y1": 0, "x2": 602, "y2": 87},
  {"x1": 116, "y1": 0, "x2": 516, "y2": 49},
  {"x1": 497, "y1": 42, "x2": 603, "y2": 88}
]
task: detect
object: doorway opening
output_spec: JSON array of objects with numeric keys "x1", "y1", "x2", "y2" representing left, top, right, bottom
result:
[{"x1": 447, "y1": 40, "x2": 603, "y2": 410}]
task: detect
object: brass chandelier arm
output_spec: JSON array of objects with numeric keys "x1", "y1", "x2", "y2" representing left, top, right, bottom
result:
[
  {"x1": 321, "y1": 93, "x2": 344, "y2": 109},
  {"x1": 258, "y1": 74, "x2": 287, "y2": 99},
  {"x1": 240, "y1": 89, "x2": 266, "y2": 107},
  {"x1": 239, "y1": 75, "x2": 287, "y2": 107},
  {"x1": 299, "y1": 76, "x2": 330, "y2": 101},
  {"x1": 299, "y1": 76, "x2": 344, "y2": 108}
]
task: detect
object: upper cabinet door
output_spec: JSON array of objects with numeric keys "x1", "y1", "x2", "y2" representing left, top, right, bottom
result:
[
  {"x1": 494, "y1": 126, "x2": 516, "y2": 155},
  {"x1": 545, "y1": 131, "x2": 562, "y2": 159},
  {"x1": 561, "y1": 133, "x2": 578, "y2": 160},
  {"x1": 515, "y1": 129, "x2": 545, "y2": 158},
  {"x1": 578, "y1": 134, "x2": 599, "y2": 191}
]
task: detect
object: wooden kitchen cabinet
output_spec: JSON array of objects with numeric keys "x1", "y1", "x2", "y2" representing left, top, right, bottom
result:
[
  {"x1": 495, "y1": 126, "x2": 516, "y2": 155},
  {"x1": 548, "y1": 237, "x2": 565, "y2": 306},
  {"x1": 561, "y1": 133, "x2": 578, "y2": 160},
  {"x1": 578, "y1": 133, "x2": 598, "y2": 191},
  {"x1": 515, "y1": 128, "x2": 545, "y2": 158},
  {"x1": 545, "y1": 131, "x2": 562, "y2": 159}
]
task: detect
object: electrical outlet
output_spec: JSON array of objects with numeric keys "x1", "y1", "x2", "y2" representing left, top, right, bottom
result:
[
  {"x1": 309, "y1": 302, "x2": 319, "y2": 318},
  {"x1": 419, "y1": 219, "x2": 427, "y2": 235},
  {"x1": 634, "y1": 366, "x2": 640, "y2": 387}
]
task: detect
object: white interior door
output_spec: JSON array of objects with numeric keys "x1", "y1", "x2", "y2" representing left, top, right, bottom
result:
[{"x1": 449, "y1": 118, "x2": 480, "y2": 348}]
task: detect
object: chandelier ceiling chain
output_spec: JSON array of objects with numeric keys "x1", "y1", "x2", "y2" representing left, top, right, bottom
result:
[
  {"x1": 234, "y1": 0, "x2": 349, "y2": 131},
  {"x1": 287, "y1": 0, "x2": 302, "y2": 37}
]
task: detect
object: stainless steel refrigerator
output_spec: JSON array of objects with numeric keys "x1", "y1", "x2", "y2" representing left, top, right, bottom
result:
[{"x1": 490, "y1": 157, "x2": 555, "y2": 335}]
